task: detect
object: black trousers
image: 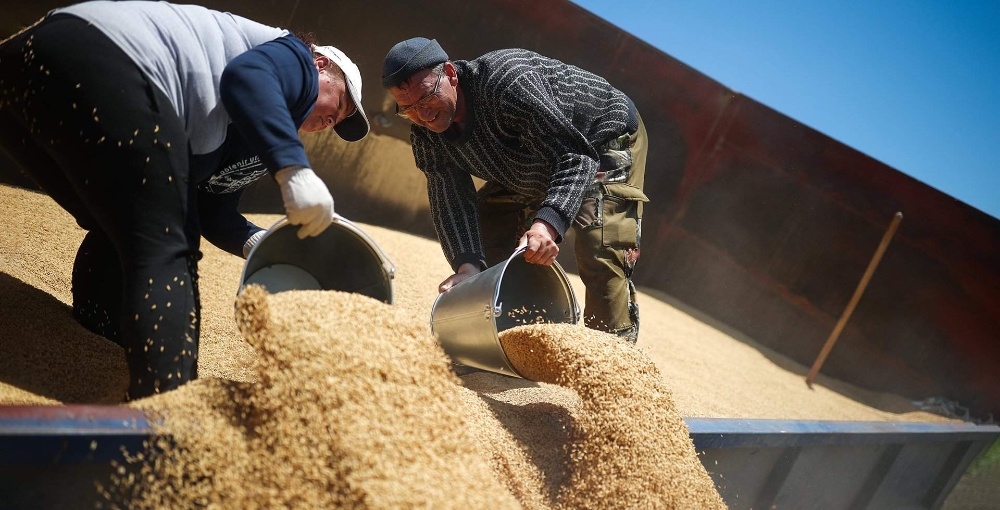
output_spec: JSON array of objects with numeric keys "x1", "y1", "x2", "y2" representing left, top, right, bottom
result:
[{"x1": 0, "y1": 15, "x2": 201, "y2": 399}]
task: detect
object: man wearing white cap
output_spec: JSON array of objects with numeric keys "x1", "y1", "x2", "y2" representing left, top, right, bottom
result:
[{"x1": 0, "y1": 1, "x2": 369, "y2": 399}]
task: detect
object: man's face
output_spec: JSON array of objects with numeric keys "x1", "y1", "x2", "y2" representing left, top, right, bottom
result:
[
  {"x1": 301, "y1": 57, "x2": 357, "y2": 133},
  {"x1": 390, "y1": 65, "x2": 457, "y2": 133}
]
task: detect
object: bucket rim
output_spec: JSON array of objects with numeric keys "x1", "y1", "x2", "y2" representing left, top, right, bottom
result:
[
  {"x1": 430, "y1": 247, "x2": 582, "y2": 328},
  {"x1": 430, "y1": 247, "x2": 582, "y2": 377},
  {"x1": 496, "y1": 247, "x2": 582, "y2": 324},
  {"x1": 238, "y1": 214, "x2": 397, "y2": 300},
  {"x1": 430, "y1": 247, "x2": 526, "y2": 333}
]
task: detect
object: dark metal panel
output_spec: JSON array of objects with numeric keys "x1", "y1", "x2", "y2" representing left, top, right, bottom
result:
[
  {"x1": 687, "y1": 419, "x2": 1000, "y2": 448},
  {"x1": 699, "y1": 95, "x2": 1000, "y2": 416},
  {"x1": 688, "y1": 418, "x2": 1000, "y2": 510},
  {"x1": 753, "y1": 446, "x2": 802, "y2": 510},
  {"x1": 0, "y1": 405, "x2": 155, "y2": 509},
  {"x1": 770, "y1": 444, "x2": 888, "y2": 510},
  {"x1": 696, "y1": 447, "x2": 787, "y2": 510},
  {"x1": 921, "y1": 441, "x2": 974, "y2": 508},
  {"x1": 867, "y1": 442, "x2": 958, "y2": 509},
  {"x1": 926, "y1": 439, "x2": 996, "y2": 510},
  {"x1": 0, "y1": 409, "x2": 997, "y2": 507},
  {"x1": 0, "y1": 404, "x2": 152, "y2": 436},
  {"x1": 850, "y1": 444, "x2": 904, "y2": 510}
]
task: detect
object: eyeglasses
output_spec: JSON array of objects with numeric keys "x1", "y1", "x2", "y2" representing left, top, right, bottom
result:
[{"x1": 395, "y1": 71, "x2": 443, "y2": 119}]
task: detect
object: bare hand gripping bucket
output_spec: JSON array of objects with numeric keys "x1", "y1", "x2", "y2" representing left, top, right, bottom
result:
[
  {"x1": 239, "y1": 215, "x2": 396, "y2": 303},
  {"x1": 430, "y1": 247, "x2": 581, "y2": 377}
]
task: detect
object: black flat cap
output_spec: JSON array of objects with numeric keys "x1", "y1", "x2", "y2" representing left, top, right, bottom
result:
[{"x1": 381, "y1": 37, "x2": 449, "y2": 88}]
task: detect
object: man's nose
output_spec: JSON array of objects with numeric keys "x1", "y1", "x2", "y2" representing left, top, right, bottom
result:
[{"x1": 416, "y1": 106, "x2": 435, "y2": 121}]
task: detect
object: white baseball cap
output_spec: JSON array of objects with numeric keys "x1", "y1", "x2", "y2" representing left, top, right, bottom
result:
[{"x1": 312, "y1": 45, "x2": 370, "y2": 142}]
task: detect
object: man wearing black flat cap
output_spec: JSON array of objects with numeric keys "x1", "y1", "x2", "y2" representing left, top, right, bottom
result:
[{"x1": 382, "y1": 37, "x2": 648, "y2": 344}]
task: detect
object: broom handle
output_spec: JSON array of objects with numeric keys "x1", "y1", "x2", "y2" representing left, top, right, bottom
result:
[{"x1": 806, "y1": 212, "x2": 903, "y2": 387}]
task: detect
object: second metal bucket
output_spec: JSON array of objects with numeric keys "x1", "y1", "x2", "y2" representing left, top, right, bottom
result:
[
  {"x1": 239, "y1": 215, "x2": 396, "y2": 303},
  {"x1": 430, "y1": 247, "x2": 581, "y2": 377}
]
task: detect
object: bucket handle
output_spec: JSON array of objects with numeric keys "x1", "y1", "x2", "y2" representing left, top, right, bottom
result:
[
  {"x1": 496, "y1": 247, "x2": 581, "y2": 323},
  {"x1": 242, "y1": 215, "x2": 397, "y2": 291},
  {"x1": 253, "y1": 215, "x2": 397, "y2": 279}
]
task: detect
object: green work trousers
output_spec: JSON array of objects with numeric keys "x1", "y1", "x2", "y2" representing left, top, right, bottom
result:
[{"x1": 477, "y1": 114, "x2": 648, "y2": 343}]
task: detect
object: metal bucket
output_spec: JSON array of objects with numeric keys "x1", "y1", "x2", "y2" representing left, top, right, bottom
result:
[
  {"x1": 430, "y1": 247, "x2": 581, "y2": 377},
  {"x1": 239, "y1": 215, "x2": 395, "y2": 304}
]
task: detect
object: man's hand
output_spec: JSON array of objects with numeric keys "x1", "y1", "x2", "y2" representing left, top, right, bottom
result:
[
  {"x1": 275, "y1": 166, "x2": 335, "y2": 239},
  {"x1": 439, "y1": 263, "x2": 482, "y2": 293},
  {"x1": 518, "y1": 219, "x2": 559, "y2": 265}
]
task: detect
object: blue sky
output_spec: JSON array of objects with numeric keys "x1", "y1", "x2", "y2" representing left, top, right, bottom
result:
[{"x1": 572, "y1": 0, "x2": 1000, "y2": 220}]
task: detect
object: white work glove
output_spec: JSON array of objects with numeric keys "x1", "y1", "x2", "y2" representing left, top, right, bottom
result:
[
  {"x1": 274, "y1": 166, "x2": 335, "y2": 239},
  {"x1": 242, "y1": 230, "x2": 267, "y2": 258}
]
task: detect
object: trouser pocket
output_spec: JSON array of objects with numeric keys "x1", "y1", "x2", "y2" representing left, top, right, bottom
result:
[
  {"x1": 573, "y1": 182, "x2": 647, "y2": 343},
  {"x1": 600, "y1": 183, "x2": 648, "y2": 249}
]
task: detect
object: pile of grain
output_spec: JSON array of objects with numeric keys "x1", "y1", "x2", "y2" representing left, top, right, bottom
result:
[
  {"x1": 116, "y1": 285, "x2": 519, "y2": 509},
  {"x1": 499, "y1": 324, "x2": 726, "y2": 509},
  {"x1": 456, "y1": 373, "x2": 581, "y2": 508},
  {"x1": 0, "y1": 251, "x2": 127, "y2": 404},
  {"x1": 112, "y1": 287, "x2": 725, "y2": 509}
]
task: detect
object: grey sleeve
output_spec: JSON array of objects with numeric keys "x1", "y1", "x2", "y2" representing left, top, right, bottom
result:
[{"x1": 229, "y1": 13, "x2": 290, "y2": 45}]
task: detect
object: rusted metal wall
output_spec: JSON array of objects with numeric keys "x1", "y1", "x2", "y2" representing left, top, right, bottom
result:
[{"x1": 2, "y1": 0, "x2": 997, "y2": 419}]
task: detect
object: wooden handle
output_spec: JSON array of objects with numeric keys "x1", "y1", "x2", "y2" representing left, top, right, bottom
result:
[{"x1": 806, "y1": 212, "x2": 903, "y2": 387}]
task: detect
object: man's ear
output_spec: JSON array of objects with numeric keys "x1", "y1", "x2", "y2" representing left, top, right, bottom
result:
[
  {"x1": 315, "y1": 55, "x2": 331, "y2": 71},
  {"x1": 444, "y1": 61, "x2": 458, "y2": 85}
]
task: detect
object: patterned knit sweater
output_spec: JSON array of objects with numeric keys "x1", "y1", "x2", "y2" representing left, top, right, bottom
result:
[{"x1": 411, "y1": 48, "x2": 637, "y2": 272}]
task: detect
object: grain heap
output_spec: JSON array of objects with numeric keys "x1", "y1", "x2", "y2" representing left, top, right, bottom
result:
[
  {"x1": 112, "y1": 285, "x2": 727, "y2": 508},
  {"x1": 455, "y1": 372, "x2": 581, "y2": 508},
  {"x1": 117, "y1": 285, "x2": 520, "y2": 509},
  {"x1": 499, "y1": 324, "x2": 727, "y2": 509},
  {"x1": 0, "y1": 253, "x2": 127, "y2": 404}
]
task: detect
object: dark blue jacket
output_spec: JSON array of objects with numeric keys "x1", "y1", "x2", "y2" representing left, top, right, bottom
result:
[{"x1": 192, "y1": 34, "x2": 318, "y2": 256}]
